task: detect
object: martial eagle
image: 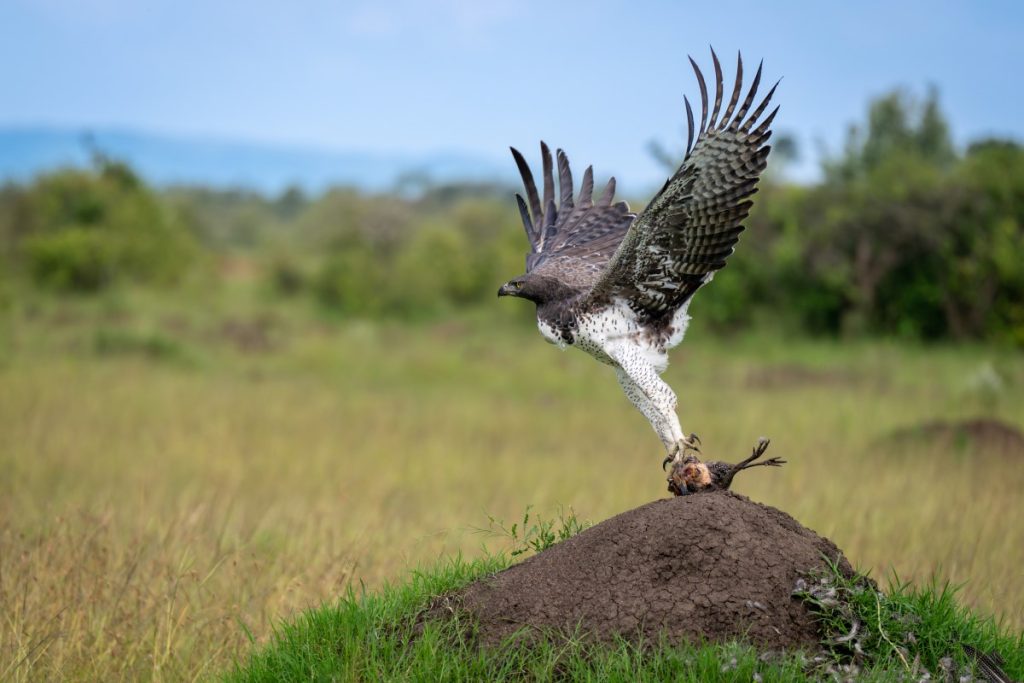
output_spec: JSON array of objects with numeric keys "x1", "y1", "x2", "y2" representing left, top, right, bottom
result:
[{"x1": 498, "y1": 49, "x2": 778, "y2": 476}]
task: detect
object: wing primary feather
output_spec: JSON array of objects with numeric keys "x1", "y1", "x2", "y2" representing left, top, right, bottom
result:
[
  {"x1": 719, "y1": 51, "x2": 744, "y2": 129},
  {"x1": 741, "y1": 79, "x2": 781, "y2": 133},
  {"x1": 543, "y1": 198, "x2": 557, "y2": 228},
  {"x1": 580, "y1": 52, "x2": 777, "y2": 316},
  {"x1": 751, "y1": 106, "x2": 780, "y2": 138},
  {"x1": 556, "y1": 148, "x2": 574, "y2": 210},
  {"x1": 708, "y1": 46, "x2": 724, "y2": 129},
  {"x1": 730, "y1": 59, "x2": 763, "y2": 131},
  {"x1": 540, "y1": 142, "x2": 554, "y2": 227},
  {"x1": 510, "y1": 147, "x2": 542, "y2": 227},
  {"x1": 514, "y1": 194, "x2": 536, "y2": 247},
  {"x1": 597, "y1": 177, "x2": 616, "y2": 207},
  {"x1": 684, "y1": 95, "x2": 695, "y2": 157},
  {"x1": 688, "y1": 56, "x2": 709, "y2": 136},
  {"x1": 579, "y1": 165, "x2": 595, "y2": 207}
]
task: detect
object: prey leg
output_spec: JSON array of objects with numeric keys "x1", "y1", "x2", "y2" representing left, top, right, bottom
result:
[{"x1": 735, "y1": 437, "x2": 786, "y2": 470}]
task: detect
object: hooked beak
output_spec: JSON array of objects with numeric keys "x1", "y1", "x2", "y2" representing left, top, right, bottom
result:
[{"x1": 497, "y1": 283, "x2": 513, "y2": 297}]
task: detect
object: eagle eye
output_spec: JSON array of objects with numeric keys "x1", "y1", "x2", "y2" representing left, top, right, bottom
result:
[{"x1": 513, "y1": 281, "x2": 523, "y2": 289}]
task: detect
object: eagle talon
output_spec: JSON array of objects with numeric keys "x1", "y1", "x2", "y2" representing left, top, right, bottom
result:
[
  {"x1": 681, "y1": 433, "x2": 702, "y2": 459},
  {"x1": 662, "y1": 439, "x2": 686, "y2": 470},
  {"x1": 663, "y1": 433, "x2": 704, "y2": 473}
]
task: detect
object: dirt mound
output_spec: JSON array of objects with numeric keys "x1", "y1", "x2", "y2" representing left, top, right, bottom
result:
[
  {"x1": 885, "y1": 418, "x2": 1024, "y2": 455},
  {"x1": 444, "y1": 492, "x2": 854, "y2": 650}
]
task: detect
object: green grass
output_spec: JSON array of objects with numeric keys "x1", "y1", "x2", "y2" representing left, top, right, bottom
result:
[
  {"x1": 1, "y1": 286, "x2": 1023, "y2": 680},
  {"x1": 225, "y1": 552, "x2": 1024, "y2": 682}
]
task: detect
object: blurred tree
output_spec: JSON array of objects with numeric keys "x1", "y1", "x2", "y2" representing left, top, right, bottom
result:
[
  {"x1": 314, "y1": 239, "x2": 385, "y2": 315},
  {"x1": 826, "y1": 86, "x2": 955, "y2": 181},
  {"x1": 813, "y1": 88, "x2": 956, "y2": 336},
  {"x1": 1, "y1": 86, "x2": 1019, "y2": 343},
  {"x1": 274, "y1": 185, "x2": 307, "y2": 220},
  {"x1": 772, "y1": 133, "x2": 800, "y2": 166},
  {"x1": 6, "y1": 154, "x2": 198, "y2": 292},
  {"x1": 646, "y1": 138, "x2": 679, "y2": 174}
]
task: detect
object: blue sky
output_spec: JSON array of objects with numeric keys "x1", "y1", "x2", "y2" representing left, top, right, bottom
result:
[{"x1": 1, "y1": 0, "x2": 1022, "y2": 190}]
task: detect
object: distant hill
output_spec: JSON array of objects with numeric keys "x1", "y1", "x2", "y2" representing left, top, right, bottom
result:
[{"x1": 0, "y1": 127, "x2": 514, "y2": 194}]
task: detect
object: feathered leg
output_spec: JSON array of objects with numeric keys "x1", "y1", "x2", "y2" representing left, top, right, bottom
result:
[
  {"x1": 610, "y1": 347, "x2": 698, "y2": 468},
  {"x1": 615, "y1": 368, "x2": 675, "y2": 450}
]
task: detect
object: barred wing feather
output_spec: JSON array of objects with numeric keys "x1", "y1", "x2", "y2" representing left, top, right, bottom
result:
[
  {"x1": 511, "y1": 143, "x2": 635, "y2": 275},
  {"x1": 586, "y1": 49, "x2": 778, "y2": 317}
]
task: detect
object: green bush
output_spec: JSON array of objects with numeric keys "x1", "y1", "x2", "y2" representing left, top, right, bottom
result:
[
  {"x1": 314, "y1": 242, "x2": 386, "y2": 316},
  {"x1": 23, "y1": 227, "x2": 117, "y2": 291},
  {"x1": 267, "y1": 253, "x2": 307, "y2": 296},
  {"x1": 4, "y1": 157, "x2": 198, "y2": 292},
  {"x1": 92, "y1": 326, "x2": 190, "y2": 362},
  {"x1": 309, "y1": 193, "x2": 522, "y2": 319},
  {"x1": 389, "y1": 225, "x2": 483, "y2": 315}
]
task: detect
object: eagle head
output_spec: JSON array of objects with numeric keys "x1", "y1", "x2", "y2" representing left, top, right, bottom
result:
[
  {"x1": 498, "y1": 273, "x2": 575, "y2": 305},
  {"x1": 498, "y1": 274, "x2": 539, "y2": 302}
]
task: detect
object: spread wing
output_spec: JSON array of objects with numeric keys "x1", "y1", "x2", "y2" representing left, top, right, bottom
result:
[
  {"x1": 585, "y1": 49, "x2": 778, "y2": 318},
  {"x1": 511, "y1": 143, "x2": 635, "y2": 275}
]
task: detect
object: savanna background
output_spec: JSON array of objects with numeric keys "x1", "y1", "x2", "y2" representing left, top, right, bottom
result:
[{"x1": 1, "y1": 1, "x2": 1023, "y2": 680}]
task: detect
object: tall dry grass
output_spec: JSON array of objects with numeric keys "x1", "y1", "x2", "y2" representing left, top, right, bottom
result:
[{"x1": 1, "y1": 304, "x2": 1022, "y2": 680}]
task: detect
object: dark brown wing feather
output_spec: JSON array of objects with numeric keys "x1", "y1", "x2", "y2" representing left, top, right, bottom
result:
[
  {"x1": 510, "y1": 143, "x2": 635, "y2": 274},
  {"x1": 585, "y1": 48, "x2": 778, "y2": 318},
  {"x1": 963, "y1": 645, "x2": 1016, "y2": 683}
]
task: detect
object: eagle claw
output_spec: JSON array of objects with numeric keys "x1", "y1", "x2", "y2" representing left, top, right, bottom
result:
[
  {"x1": 681, "y1": 433, "x2": 702, "y2": 460},
  {"x1": 663, "y1": 433, "x2": 703, "y2": 471}
]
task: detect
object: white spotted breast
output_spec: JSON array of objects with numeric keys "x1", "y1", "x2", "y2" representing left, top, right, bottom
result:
[
  {"x1": 537, "y1": 318, "x2": 567, "y2": 349},
  {"x1": 572, "y1": 299, "x2": 643, "y2": 366}
]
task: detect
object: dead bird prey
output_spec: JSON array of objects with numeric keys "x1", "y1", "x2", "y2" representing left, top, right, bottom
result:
[
  {"x1": 498, "y1": 49, "x2": 778, "y2": 475},
  {"x1": 667, "y1": 437, "x2": 785, "y2": 496}
]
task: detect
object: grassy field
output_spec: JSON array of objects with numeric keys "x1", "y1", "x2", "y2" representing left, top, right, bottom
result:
[{"x1": 1, "y1": 289, "x2": 1023, "y2": 680}]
